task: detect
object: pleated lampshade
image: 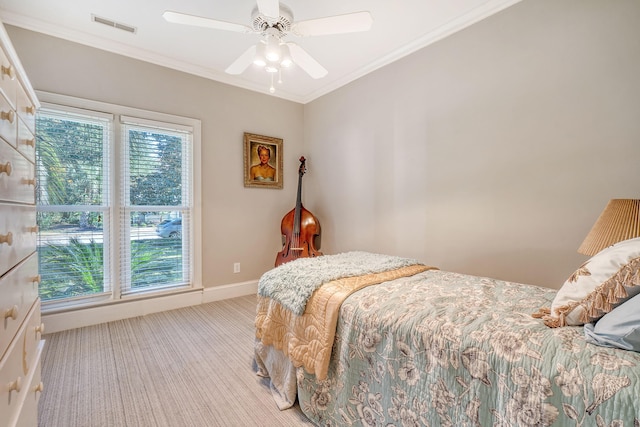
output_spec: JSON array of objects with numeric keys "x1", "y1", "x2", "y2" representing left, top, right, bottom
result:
[{"x1": 578, "y1": 199, "x2": 640, "y2": 256}]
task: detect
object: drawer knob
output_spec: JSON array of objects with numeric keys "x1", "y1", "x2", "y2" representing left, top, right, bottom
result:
[
  {"x1": 0, "y1": 231, "x2": 13, "y2": 246},
  {"x1": 25, "y1": 105, "x2": 36, "y2": 115},
  {"x1": 0, "y1": 161, "x2": 11, "y2": 176},
  {"x1": 32, "y1": 274, "x2": 42, "y2": 284},
  {"x1": 1, "y1": 109, "x2": 15, "y2": 123},
  {"x1": 22, "y1": 138, "x2": 36, "y2": 148},
  {"x1": 36, "y1": 323, "x2": 45, "y2": 335},
  {"x1": 28, "y1": 225, "x2": 39, "y2": 233},
  {"x1": 4, "y1": 305, "x2": 18, "y2": 320},
  {"x1": 1, "y1": 64, "x2": 15, "y2": 80},
  {"x1": 34, "y1": 382, "x2": 44, "y2": 394},
  {"x1": 8, "y1": 377, "x2": 22, "y2": 393},
  {"x1": 23, "y1": 178, "x2": 36, "y2": 186}
]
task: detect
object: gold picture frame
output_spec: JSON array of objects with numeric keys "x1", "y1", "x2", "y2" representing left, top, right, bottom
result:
[{"x1": 243, "y1": 132, "x2": 283, "y2": 189}]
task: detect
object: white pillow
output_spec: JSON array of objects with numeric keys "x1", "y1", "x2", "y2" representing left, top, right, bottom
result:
[{"x1": 540, "y1": 237, "x2": 640, "y2": 327}]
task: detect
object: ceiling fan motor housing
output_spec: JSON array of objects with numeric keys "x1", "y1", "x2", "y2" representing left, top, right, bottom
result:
[{"x1": 251, "y1": 4, "x2": 293, "y2": 36}]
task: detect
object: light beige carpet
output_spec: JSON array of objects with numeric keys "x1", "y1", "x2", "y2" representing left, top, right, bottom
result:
[{"x1": 38, "y1": 295, "x2": 314, "y2": 427}]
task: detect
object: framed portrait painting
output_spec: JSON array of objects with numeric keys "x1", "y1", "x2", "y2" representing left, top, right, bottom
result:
[{"x1": 243, "y1": 133, "x2": 283, "y2": 189}]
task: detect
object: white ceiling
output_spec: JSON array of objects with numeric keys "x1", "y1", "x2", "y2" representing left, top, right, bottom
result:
[{"x1": 0, "y1": 0, "x2": 521, "y2": 104}]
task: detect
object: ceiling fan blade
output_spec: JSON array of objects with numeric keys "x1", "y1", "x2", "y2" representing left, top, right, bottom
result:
[
  {"x1": 256, "y1": 0, "x2": 280, "y2": 20},
  {"x1": 163, "y1": 10, "x2": 252, "y2": 33},
  {"x1": 292, "y1": 11, "x2": 373, "y2": 37},
  {"x1": 286, "y1": 43, "x2": 328, "y2": 79},
  {"x1": 225, "y1": 45, "x2": 257, "y2": 75}
]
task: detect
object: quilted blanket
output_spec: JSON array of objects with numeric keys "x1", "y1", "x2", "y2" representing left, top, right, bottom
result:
[
  {"x1": 297, "y1": 269, "x2": 640, "y2": 426},
  {"x1": 255, "y1": 263, "x2": 434, "y2": 381}
]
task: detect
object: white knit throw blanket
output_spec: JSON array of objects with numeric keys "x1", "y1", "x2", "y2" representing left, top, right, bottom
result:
[{"x1": 258, "y1": 251, "x2": 422, "y2": 315}]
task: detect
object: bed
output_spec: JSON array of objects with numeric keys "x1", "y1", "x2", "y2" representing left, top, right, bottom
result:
[{"x1": 254, "y1": 250, "x2": 640, "y2": 426}]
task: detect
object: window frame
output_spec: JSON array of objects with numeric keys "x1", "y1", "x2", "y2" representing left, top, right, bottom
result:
[{"x1": 36, "y1": 91, "x2": 202, "y2": 313}]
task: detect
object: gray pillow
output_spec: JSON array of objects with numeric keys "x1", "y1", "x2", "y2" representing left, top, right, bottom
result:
[{"x1": 584, "y1": 292, "x2": 640, "y2": 351}]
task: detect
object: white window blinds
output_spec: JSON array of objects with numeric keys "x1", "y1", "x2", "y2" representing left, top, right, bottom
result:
[
  {"x1": 35, "y1": 100, "x2": 197, "y2": 306},
  {"x1": 36, "y1": 108, "x2": 112, "y2": 300},
  {"x1": 120, "y1": 117, "x2": 192, "y2": 294}
]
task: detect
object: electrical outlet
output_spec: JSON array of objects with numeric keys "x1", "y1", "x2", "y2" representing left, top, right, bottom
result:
[{"x1": 233, "y1": 262, "x2": 240, "y2": 273}]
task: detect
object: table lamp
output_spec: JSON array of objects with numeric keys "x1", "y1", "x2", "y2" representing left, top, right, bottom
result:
[{"x1": 578, "y1": 199, "x2": 640, "y2": 256}]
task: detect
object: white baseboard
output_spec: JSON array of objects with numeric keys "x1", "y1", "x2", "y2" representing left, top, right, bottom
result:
[
  {"x1": 202, "y1": 280, "x2": 258, "y2": 303},
  {"x1": 42, "y1": 280, "x2": 259, "y2": 334}
]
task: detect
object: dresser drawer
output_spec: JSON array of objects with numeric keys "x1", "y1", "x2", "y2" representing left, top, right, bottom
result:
[
  {"x1": 0, "y1": 254, "x2": 39, "y2": 360},
  {"x1": 15, "y1": 86, "x2": 35, "y2": 136},
  {"x1": 0, "y1": 92, "x2": 16, "y2": 147},
  {"x1": 11, "y1": 345, "x2": 42, "y2": 427},
  {"x1": 21, "y1": 299, "x2": 43, "y2": 376},
  {"x1": 0, "y1": 47, "x2": 16, "y2": 110},
  {"x1": 0, "y1": 203, "x2": 37, "y2": 277},
  {"x1": 0, "y1": 139, "x2": 35, "y2": 204},
  {"x1": 16, "y1": 119, "x2": 34, "y2": 164},
  {"x1": 0, "y1": 300, "x2": 42, "y2": 426}
]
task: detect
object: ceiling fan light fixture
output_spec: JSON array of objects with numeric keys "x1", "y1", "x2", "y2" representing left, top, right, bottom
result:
[
  {"x1": 264, "y1": 28, "x2": 281, "y2": 62},
  {"x1": 265, "y1": 49, "x2": 280, "y2": 62},
  {"x1": 253, "y1": 42, "x2": 267, "y2": 67},
  {"x1": 265, "y1": 45, "x2": 280, "y2": 62},
  {"x1": 265, "y1": 65, "x2": 279, "y2": 73},
  {"x1": 279, "y1": 44, "x2": 293, "y2": 68}
]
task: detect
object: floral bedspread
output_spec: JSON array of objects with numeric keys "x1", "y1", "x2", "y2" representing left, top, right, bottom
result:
[
  {"x1": 297, "y1": 270, "x2": 640, "y2": 426},
  {"x1": 256, "y1": 264, "x2": 433, "y2": 381}
]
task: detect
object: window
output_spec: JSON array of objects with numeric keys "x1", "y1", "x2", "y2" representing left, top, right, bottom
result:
[
  {"x1": 35, "y1": 95, "x2": 200, "y2": 308},
  {"x1": 121, "y1": 117, "x2": 191, "y2": 294}
]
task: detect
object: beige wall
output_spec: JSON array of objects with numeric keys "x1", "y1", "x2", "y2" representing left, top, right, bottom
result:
[
  {"x1": 304, "y1": 0, "x2": 640, "y2": 288},
  {"x1": 7, "y1": 0, "x2": 640, "y2": 293},
  {"x1": 6, "y1": 25, "x2": 305, "y2": 288}
]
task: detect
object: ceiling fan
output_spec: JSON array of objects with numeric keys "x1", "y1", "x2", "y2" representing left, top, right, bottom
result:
[{"x1": 163, "y1": 0, "x2": 373, "y2": 91}]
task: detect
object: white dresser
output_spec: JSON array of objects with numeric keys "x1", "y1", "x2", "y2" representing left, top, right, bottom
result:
[{"x1": 0, "y1": 19, "x2": 44, "y2": 427}]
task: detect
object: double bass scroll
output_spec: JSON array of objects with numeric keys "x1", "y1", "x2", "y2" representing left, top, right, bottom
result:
[{"x1": 275, "y1": 156, "x2": 323, "y2": 267}]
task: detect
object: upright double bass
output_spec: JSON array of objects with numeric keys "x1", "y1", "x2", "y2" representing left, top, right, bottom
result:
[{"x1": 275, "y1": 156, "x2": 323, "y2": 267}]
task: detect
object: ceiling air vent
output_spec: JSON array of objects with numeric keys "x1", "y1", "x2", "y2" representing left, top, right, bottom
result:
[{"x1": 91, "y1": 14, "x2": 137, "y2": 34}]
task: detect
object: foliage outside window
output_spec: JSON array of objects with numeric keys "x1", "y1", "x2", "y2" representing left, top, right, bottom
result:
[{"x1": 36, "y1": 101, "x2": 195, "y2": 306}]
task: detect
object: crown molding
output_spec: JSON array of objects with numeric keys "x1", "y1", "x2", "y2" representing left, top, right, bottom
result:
[{"x1": 1, "y1": 0, "x2": 522, "y2": 105}]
